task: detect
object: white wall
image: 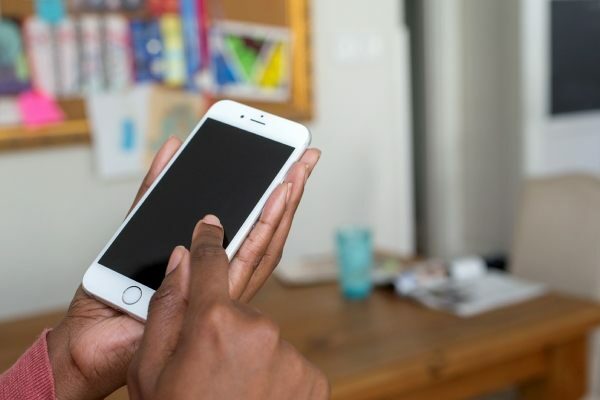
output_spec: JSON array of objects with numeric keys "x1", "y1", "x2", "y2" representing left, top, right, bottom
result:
[
  {"x1": 421, "y1": 0, "x2": 465, "y2": 258},
  {"x1": 0, "y1": 147, "x2": 140, "y2": 319},
  {"x1": 422, "y1": 0, "x2": 600, "y2": 259},
  {"x1": 0, "y1": 0, "x2": 414, "y2": 320},
  {"x1": 295, "y1": 0, "x2": 414, "y2": 257},
  {"x1": 421, "y1": 0, "x2": 521, "y2": 258},
  {"x1": 459, "y1": 0, "x2": 522, "y2": 256}
]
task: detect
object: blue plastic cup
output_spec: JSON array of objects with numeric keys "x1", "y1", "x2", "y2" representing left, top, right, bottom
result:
[{"x1": 336, "y1": 227, "x2": 373, "y2": 300}]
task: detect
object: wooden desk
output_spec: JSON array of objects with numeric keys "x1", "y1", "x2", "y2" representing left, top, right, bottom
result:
[{"x1": 2, "y1": 281, "x2": 600, "y2": 400}]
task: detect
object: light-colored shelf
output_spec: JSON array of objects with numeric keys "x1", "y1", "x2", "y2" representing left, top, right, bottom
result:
[{"x1": 0, "y1": 120, "x2": 90, "y2": 151}]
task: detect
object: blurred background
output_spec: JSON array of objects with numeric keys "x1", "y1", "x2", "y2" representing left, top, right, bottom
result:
[{"x1": 1, "y1": 0, "x2": 600, "y2": 399}]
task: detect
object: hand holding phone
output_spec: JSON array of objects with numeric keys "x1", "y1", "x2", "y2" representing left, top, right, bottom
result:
[
  {"x1": 47, "y1": 118, "x2": 320, "y2": 399},
  {"x1": 128, "y1": 215, "x2": 329, "y2": 400},
  {"x1": 83, "y1": 100, "x2": 314, "y2": 320}
]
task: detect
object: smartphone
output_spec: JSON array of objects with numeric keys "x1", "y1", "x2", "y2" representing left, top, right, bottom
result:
[{"x1": 82, "y1": 100, "x2": 311, "y2": 320}]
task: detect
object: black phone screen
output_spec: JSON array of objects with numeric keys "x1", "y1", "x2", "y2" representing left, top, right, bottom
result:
[{"x1": 99, "y1": 118, "x2": 295, "y2": 290}]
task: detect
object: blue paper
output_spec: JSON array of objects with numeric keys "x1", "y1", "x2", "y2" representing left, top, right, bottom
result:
[
  {"x1": 130, "y1": 19, "x2": 164, "y2": 82},
  {"x1": 35, "y1": 0, "x2": 66, "y2": 24},
  {"x1": 213, "y1": 53, "x2": 237, "y2": 85},
  {"x1": 180, "y1": 0, "x2": 201, "y2": 89},
  {"x1": 121, "y1": 118, "x2": 136, "y2": 152}
]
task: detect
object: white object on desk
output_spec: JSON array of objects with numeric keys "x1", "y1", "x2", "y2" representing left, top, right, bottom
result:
[
  {"x1": 449, "y1": 256, "x2": 487, "y2": 281},
  {"x1": 397, "y1": 270, "x2": 546, "y2": 317},
  {"x1": 275, "y1": 256, "x2": 338, "y2": 286},
  {"x1": 275, "y1": 255, "x2": 416, "y2": 287}
]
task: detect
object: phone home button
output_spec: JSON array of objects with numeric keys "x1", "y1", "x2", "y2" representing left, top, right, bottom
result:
[{"x1": 122, "y1": 286, "x2": 142, "y2": 305}]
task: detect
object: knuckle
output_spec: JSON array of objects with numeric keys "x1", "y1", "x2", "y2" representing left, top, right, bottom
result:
[
  {"x1": 200, "y1": 301, "x2": 234, "y2": 332},
  {"x1": 235, "y1": 238, "x2": 263, "y2": 269},
  {"x1": 287, "y1": 353, "x2": 305, "y2": 378},
  {"x1": 287, "y1": 347, "x2": 308, "y2": 374},
  {"x1": 273, "y1": 253, "x2": 283, "y2": 267},
  {"x1": 256, "y1": 218, "x2": 277, "y2": 237},
  {"x1": 314, "y1": 370, "x2": 331, "y2": 398},
  {"x1": 250, "y1": 316, "x2": 280, "y2": 347},
  {"x1": 206, "y1": 301, "x2": 232, "y2": 322},
  {"x1": 196, "y1": 301, "x2": 237, "y2": 348},
  {"x1": 149, "y1": 283, "x2": 181, "y2": 314},
  {"x1": 190, "y1": 242, "x2": 225, "y2": 263},
  {"x1": 262, "y1": 251, "x2": 283, "y2": 270}
]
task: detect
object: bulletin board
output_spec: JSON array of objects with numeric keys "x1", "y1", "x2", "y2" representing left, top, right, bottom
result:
[{"x1": 0, "y1": 0, "x2": 313, "y2": 151}]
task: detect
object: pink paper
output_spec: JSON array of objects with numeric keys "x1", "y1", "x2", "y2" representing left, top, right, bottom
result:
[{"x1": 18, "y1": 91, "x2": 65, "y2": 128}]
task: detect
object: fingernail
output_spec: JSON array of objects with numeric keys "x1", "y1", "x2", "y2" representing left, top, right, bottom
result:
[
  {"x1": 304, "y1": 163, "x2": 310, "y2": 184},
  {"x1": 285, "y1": 182, "x2": 293, "y2": 204},
  {"x1": 166, "y1": 246, "x2": 185, "y2": 276},
  {"x1": 203, "y1": 214, "x2": 222, "y2": 227}
]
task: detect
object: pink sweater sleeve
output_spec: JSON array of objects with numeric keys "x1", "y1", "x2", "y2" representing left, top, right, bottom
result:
[{"x1": 0, "y1": 329, "x2": 56, "y2": 400}]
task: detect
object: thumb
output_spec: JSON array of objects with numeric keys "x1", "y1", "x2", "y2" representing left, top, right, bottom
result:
[
  {"x1": 134, "y1": 246, "x2": 190, "y2": 383},
  {"x1": 188, "y1": 215, "x2": 229, "y2": 307}
]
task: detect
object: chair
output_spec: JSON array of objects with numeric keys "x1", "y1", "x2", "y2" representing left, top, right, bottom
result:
[{"x1": 511, "y1": 174, "x2": 600, "y2": 400}]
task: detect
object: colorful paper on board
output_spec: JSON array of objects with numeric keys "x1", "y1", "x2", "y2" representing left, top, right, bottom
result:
[
  {"x1": 35, "y1": 0, "x2": 66, "y2": 24},
  {"x1": 0, "y1": 19, "x2": 30, "y2": 94},
  {"x1": 209, "y1": 21, "x2": 291, "y2": 102},
  {"x1": 18, "y1": 91, "x2": 65, "y2": 127}
]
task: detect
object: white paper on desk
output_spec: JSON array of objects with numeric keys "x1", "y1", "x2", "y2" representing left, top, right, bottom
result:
[
  {"x1": 401, "y1": 271, "x2": 547, "y2": 318},
  {"x1": 275, "y1": 256, "x2": 338, "y2": 286},
  {"x1": 87, "y1": 86, "x2": 150, "y2": 179}
]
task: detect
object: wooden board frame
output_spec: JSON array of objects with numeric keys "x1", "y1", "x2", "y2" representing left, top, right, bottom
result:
[{"x1": 0, "y1": 0, "x2": 313, "y2": 151}]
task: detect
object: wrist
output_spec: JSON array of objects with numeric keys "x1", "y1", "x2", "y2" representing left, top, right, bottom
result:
[{"x1": 46, "y1": 324, "x2": 97, "y2": 400}]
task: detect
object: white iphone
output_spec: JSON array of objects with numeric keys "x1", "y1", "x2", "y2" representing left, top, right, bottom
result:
[{"x1": 82, "y1": 100, "x2": 311, "y2": 320}]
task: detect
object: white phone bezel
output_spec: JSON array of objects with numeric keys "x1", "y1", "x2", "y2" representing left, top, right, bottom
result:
[{"x1": 82, "y1": 100, "x2": 311, "y2": 321}]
